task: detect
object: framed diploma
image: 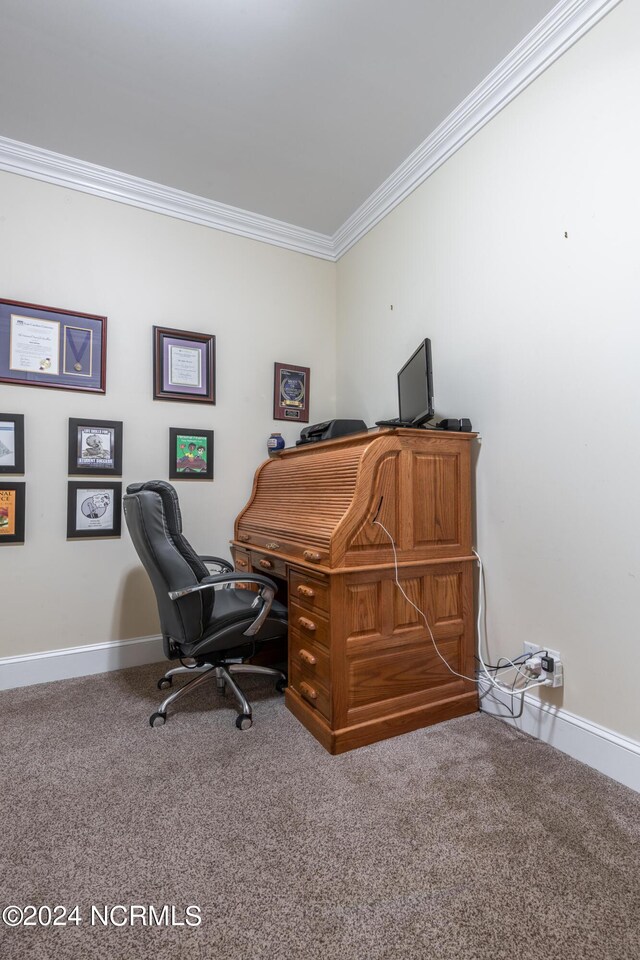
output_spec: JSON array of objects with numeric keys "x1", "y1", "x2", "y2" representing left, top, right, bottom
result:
[
  {"x1": 169, "y1": 427, "x2": 214, "y2": 481},
  {"x1": 0, "y1": 414, "x2": 25, "y2": 475},
  {"x1": 0, "y1": 481, "x2": 26, "y2": 544},
  {"x1": 68, "y1": 418, "x2": 123, "y2": 476},
  {"x1": 0, "y1": 299, "x2": 107, "y2": 394},
  {"x1": 153, "y1": 326, "x2": 216, "y2": 404},
  {"x1": 66, "y1": 481, "x2": 122, "y2": 539},
  {"x1": 273, "y1": 362, "x2": 310, "y2": 423}
]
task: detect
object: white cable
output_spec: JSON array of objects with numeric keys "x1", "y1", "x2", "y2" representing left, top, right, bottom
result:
[
  {"x1": 373, "y1": 520, "x2": 547, "y2": 696},
  {"x1": 472, "y1": 548, "x2": 548, "y2": 694}
]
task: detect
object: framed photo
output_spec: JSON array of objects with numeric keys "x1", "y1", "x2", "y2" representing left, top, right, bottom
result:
[
  {"x1": 153, "y1": 326, "x2": 215, "y2": 404},
  {"x1": 0, "y1": 298, "x2": 107, "y2": 394},
  {"x1": 0, "y1": 414, "x2": 25, "y2": 474},
  {"x1": 273, "y1": 362, "x2": 310, "y2": 422},
  {"x1": 68, "y1": 418, "x2": 123, "y2": 476},
  {"x1": 169, "y1": 428, "x2": 214, "y2": 480},
  {"x1": 0, "y1": 481, "x2": 26, "y2": 544},
  {"x1": 67, "y1": 481, "x2": 122, "y2": 539}
]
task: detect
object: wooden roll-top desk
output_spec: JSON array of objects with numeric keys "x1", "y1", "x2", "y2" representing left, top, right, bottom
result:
[{"x1": 232, "y1": 428, "x2": 478, "y2": 753}]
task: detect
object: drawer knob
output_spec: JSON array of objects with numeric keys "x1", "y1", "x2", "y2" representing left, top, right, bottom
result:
[
  {"x1": 297, "y1": 584, "x2": 315, "y2": 598},
  {"x1": 299, "y1": 648, "x2": 317, "y2": 666},
  {"x1": 236, "y1": 559, "x2": 248, "y2": 569},
  {"x1": 298, "y1": 616, "x2": 316, "y2": 632},
  {"x1": 300, "y1": 681, "x2": 318, "y2": 702},
  {"x1": 259, "y1": 558, "x2": 273, "y2": 569},
  {"x1": 238, "y1": 533, "x2": 250, "y2": 542},
  {"x1": 303, "y1": 550, "x2": 321, "y2": 562}
]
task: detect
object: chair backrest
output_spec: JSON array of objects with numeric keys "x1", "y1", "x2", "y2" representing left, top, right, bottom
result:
[{"x1": 123, "y1": 481, "x2": 214, "y2": 655}]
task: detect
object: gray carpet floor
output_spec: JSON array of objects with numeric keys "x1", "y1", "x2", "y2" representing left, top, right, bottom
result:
[{"x1": 1, "y1": 662, "x2": 639, "y2": 960}]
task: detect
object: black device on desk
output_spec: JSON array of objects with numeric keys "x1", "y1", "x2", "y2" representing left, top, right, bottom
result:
[
  {"x1": 296, "y1": 419, "x2": 367, "y2": 446},
  {"x1": 436, "y1": 418, "x2": 472, "y2": 432}
]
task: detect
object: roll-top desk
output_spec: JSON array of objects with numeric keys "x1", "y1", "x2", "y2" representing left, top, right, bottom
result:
[{"x1": 232, "y1": 428, "x2": 478, "y2": 754}]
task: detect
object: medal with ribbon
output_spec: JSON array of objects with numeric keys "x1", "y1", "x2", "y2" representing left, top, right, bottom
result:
[{"x1": 65, "y1": 327, "x2": 92, "y2": 374}]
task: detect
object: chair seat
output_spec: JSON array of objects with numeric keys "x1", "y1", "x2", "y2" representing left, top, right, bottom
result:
[{"x1": 181, "y1": 588, "x2": 287, "y2": 659}]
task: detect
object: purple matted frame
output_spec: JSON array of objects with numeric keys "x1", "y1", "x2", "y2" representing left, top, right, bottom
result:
[
  {"x1": 153, "y1": 326, "x2": 216, "y2": 404},
  {"x1": 0, "y1": 298, "x2": 107, "y2": 395}
]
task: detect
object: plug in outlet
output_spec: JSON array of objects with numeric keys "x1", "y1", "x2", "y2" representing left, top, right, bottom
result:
[{"x1": 523, "y1": 642, "x2": 563, "y2": 688}]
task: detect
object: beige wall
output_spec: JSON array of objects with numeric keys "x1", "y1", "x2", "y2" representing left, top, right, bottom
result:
[
  {"x1": 336, "y1": 0, "x2": 640, "y2": 740},
  {"x1": 0, "y1": 172, "x2": 336, "y2": 657}
]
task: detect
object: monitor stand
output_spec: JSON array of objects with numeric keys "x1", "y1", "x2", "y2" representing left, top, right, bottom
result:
[
  {"x1": 375, "y1": 418, "x2": 437, "y2": 429},
  {"x1": 375, "y1": 418, "x2": 412, "y2": 428}
]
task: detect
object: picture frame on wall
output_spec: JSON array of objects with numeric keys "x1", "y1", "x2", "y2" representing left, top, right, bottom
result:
[
  {"x1": 68, "y1": 418, "x2": 123, "y2": 476},
  {"x1": 0, "y1": 481, "x2": 26, "y2": 544},
  {"x1": 0, "y1": 298, "x2": 107, "y2": 394},
  {"x1": 153, "y1": 326, "x2": 216, "y2": 404},
  {"x1": 273, "y1": 362, "x2": 310, "y2": 423},
  {"x1": 67, "y1": 481, "x2": 122, "y2": 539},
  {"x1": 0, "y1": 413, "x2": 25, "y2": 474},
  {"x1": 169, "y1": 428, "x2": 214, "y2": 480}
]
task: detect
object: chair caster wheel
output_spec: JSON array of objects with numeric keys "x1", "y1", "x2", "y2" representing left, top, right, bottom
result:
[
  {"x1": 158, "y1": 677, "x2": 173, "y2": 690},
  {"x1": 235, "y1": 714, "x2": 253, "y2": 730},
  {"x1": 150, "y1": 711, "x2": 167, "y2": 727},
  {"x1": 275, "y1": 677, "x2": 288, "y2": 693}
]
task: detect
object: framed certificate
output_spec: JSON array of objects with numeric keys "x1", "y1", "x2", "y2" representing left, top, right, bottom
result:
[
  {"x1": 153, "y1": 326, "x2": 216, "y2": 404},
  {"x1": 66, "y1": 481, "x2": 122, "y2": 539},
  {"x1": 273, "y1": 362, "x2": 310, "y2": 422},
  {"x1": 68, "y1": 418, "x2": 123, "y2": 476},
  {"x1": 0, "y1": 299, "x2": 107, "y2": 394}
]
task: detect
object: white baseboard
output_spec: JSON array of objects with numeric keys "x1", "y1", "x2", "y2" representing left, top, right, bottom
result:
[
  {"x1": 0, "y1": 635, "x2": 164, "y2": 690},
  {"x1": 479, "y1": 679, "x2": 640, "y2": 793}
]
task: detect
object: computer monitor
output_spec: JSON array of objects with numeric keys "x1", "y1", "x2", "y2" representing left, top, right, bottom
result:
[{"x1": 397, "y1": 339, "x2": 434, "y2": 426}]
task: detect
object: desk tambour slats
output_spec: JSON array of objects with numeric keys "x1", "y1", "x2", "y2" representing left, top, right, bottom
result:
[
  {"x1": 233, "y1": 429, "x2": 478, "y2": 754},
  {"x1": 236, "y1": 449, "x2": 361, "y2": 554}
]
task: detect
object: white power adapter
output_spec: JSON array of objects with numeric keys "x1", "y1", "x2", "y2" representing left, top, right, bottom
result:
[{"x1": 524, "y1": 656, "x2": 543, "y2": 676}]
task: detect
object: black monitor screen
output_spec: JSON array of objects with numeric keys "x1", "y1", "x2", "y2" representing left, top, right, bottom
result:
[{"x1": 397, "y1": 339, "x2": 434, "y2": 426}]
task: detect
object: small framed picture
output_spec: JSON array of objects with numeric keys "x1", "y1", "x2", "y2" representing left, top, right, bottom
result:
[
  {"x1": 0, "y1": 481, "x2": 26, "y2": 544},
  {"x1": 0, "y1": 414, "x2": 25, "y2": 474},
  {"x1": 67, "y1": 481, "x2": 122, "y2": 539},
  {"x1": 153, "y1": 326, "x2": 216, "y2": 404},
  {"x1": 169, "y1": 428, "x2": 214, "y2": 480},
  {"x1": 68, "y1": 418, "x2": 123, "y2": 476},
  {"x1": 273, "y1": 362, "x2": 310, "y2": 423},
  {"x1": 0, "y1": 298, "x2": 107, "y2": 394}
]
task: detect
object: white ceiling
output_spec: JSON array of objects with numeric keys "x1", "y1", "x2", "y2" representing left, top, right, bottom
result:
[{"x1": 0, "y1": 0, "x2": 562, "y2": 236}]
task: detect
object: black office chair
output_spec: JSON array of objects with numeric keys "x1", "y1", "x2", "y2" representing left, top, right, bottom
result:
[{"x1": 123, "y1": 481, "x2": 288, "y2": 730}]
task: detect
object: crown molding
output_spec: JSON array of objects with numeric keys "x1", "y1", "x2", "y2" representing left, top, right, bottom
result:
[
  {"x1": 0, "y1": 0, "x2": 622, "y2": 263},
  {"x1": 332, "y1": 0, "x2": 623, "y2": 258},
  {"x1": 0, "y1": 136, "x2": 336, "y2": 261}
]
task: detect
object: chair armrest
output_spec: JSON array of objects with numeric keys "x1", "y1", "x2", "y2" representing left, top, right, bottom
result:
[
  {"x1": 169, "y1": 573, "x2": 276, "y2": 599},
  {"x1": 199, "y1": 555, "x2": 234, "y2": 574},
  {"x1": 168, "y1": 573, "x2": 279, "y2": 637}
]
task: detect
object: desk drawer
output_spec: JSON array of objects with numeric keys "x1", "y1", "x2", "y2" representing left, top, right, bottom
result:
[
  {"x1": 290, "y1": 631, "x2": 330, "y2": 686},
  {"x1": 289, "y1": 568, "x2": 329, "y2": 613},
  {"x1": 250, "y1": 551, "x2": 287, "y2": 579},
  {"x1": 233, "y1": 547, "x2": 250, "y2": 573},
  {"x1": 289, "y1": 601, "x2": 330, "y2": 649},
  {"x1": 290, "y1": 662, "x2": 331, "y2": 722}
]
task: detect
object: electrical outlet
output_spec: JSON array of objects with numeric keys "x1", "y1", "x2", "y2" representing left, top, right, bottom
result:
[{"x1": 523, "y1": 642, "x2": 563, "y2": 687}]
